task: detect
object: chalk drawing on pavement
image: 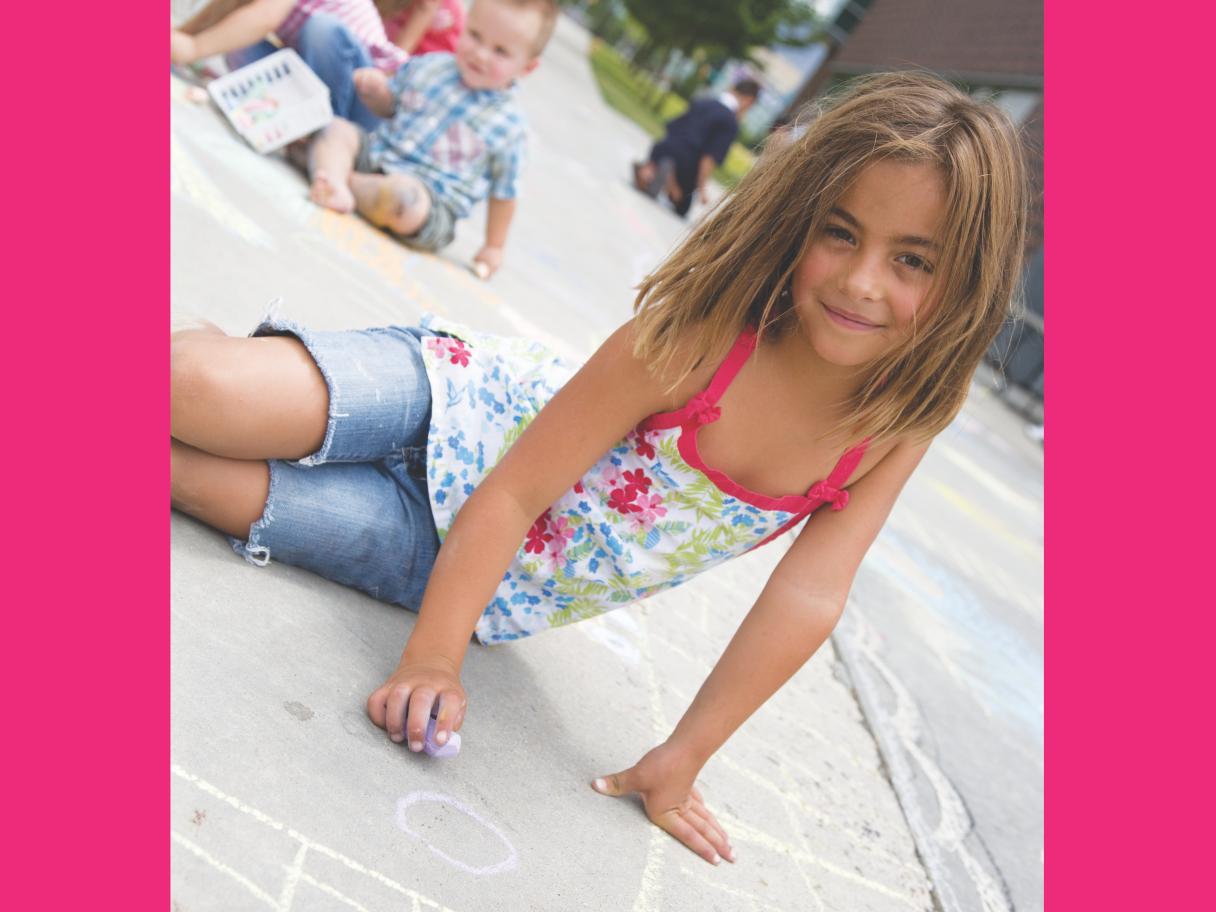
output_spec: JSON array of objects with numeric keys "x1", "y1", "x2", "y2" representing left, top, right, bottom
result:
[
  {"x1": 395, "y1": 791, "x2": 519, "y2": 876},
  {"x1": 170, "y1": 764, "x2": 462, "y2": 912},
  {"x1": 171, "y1": 133, "x2": 275, "y2": 250}
]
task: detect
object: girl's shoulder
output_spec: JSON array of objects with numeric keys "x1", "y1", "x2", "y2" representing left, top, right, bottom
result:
[{"x1": 843, "y1": 433, "x2": 933, "y2": 494}]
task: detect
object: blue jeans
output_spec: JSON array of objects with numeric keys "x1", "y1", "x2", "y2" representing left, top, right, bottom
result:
[
  {"x1": 228, "y1": 315, "x2": 440, "y2": 611},
  {"x1": 225, "y1": 14, "x2": 382, "y2": 131}
]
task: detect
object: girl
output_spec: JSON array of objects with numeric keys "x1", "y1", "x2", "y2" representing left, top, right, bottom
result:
[
  {"x1": 170, "y1": 72, "x2": 1027, "y2": 867},
  {"x1": 171, "y1": 0, "x2": 407, "y2": 131}
]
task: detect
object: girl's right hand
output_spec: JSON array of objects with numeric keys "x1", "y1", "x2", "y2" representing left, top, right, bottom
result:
[{"x1": 366, "y1": 656, "x2": 466, "y2": 753}]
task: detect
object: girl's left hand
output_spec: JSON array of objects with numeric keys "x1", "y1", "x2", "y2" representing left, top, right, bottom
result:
[{"x1": 591, "y1": 744, "x2": 735, "y2": 865}]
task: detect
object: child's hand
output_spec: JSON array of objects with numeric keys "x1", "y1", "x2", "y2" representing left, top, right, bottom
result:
[
  {"x1": 366, "y1": 656, "x2": 466, "y2": 753},
  {"x1": 353, "y1": 67, "x2": 395, "y2": 118},
  {"x1": 473, "y1": 245, "x2": 504, "y2": 279},
  {"x1": 592, "y1": 743, "x2": 735, "y2": 865},
  {"x1": 171, "y1": 30, "x2": 197, "y2": 66}
]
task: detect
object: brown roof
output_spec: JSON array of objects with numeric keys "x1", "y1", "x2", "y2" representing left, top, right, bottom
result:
[{"x1": 832, "y1": 0, "x2": 1042, "y2": 87}]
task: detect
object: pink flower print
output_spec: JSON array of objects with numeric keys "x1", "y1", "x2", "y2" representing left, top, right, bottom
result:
[
  {"x1": 601, "y1": 465, "x2": 624, "y2": 490},
  {"x1": 524, "y1": 510, "x2": 554, "y2": 555},
  {"x1": 628, "y1": 492, "x2": 668, "y2": 532},
  {"x1": 425, "y1": 336, "x2": 471, "y2": 367},
  {"x1": 548, "y1": 515, "x2": 574, "y2": 548},
  {"x1": 446, "y1": 339, "x2": 471, "y2": 366},
  {"x1": 543, "y1": 515, "x2": 575, "y2": 567},
  {"x1": 622, "y1": 469, "x2": 652, "y2": 495}
]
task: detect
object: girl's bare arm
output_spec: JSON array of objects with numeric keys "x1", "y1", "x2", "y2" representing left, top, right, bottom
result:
[
  {"x1": 367, "y1": 322, "x2": 706, "y2": 747},
  {"x1": 667, "y1": 438, "x2": 929, "y2": 768},
  {"x1": 591, "y1": 438, "x2": 928, "y2": 864},
  {"x1": 173, "y1": 0, "x2": 295, "y2": 63}
]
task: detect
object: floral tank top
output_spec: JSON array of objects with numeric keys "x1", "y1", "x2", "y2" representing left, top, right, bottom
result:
[{"x1": 417, "y1": 315, "x2": 868, "y2": 645}]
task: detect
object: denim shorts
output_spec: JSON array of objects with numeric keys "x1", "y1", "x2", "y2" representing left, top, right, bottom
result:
[{"x1": 228, "y1": 315, "x2": 440, "y2": 611}]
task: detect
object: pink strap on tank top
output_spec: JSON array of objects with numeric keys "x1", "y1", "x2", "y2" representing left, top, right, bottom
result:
[{"x1": 640, "y1": 327, "x2": 870, "y2": 524}]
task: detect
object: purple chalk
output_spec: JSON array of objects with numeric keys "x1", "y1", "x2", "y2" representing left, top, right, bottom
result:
[{"x1": 423, "y1": 715, "x2": 461, "y2": 758}]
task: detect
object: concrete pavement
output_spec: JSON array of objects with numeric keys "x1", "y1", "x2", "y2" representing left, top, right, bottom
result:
[{"x1": 171, "y1": 14, "x2": 1039, "y2": 911}]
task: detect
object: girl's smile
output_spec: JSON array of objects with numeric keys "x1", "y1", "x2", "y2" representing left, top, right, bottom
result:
[{"x1": 821, "y1": 302, "x2": 885, "y2": 331}]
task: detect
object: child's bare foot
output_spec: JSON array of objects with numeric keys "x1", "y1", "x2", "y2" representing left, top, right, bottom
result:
[{"x1": 309, "y1": 170, "x2": 355, "y2": 213}]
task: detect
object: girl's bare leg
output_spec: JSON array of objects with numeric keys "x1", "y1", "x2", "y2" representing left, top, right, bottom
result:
[
  {"x1": 307, "y1": 118, "x2": 361, "y2": 213},
  {"x1": 171, "y1": 438, "x2": 269, "y2": 538},
  {"x1": 171, "y1": 328, "x2": 329, "y2": 460}
]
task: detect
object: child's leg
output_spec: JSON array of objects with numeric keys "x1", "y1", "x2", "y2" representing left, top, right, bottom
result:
[
  {"x1": 307, "y1": 119, "x2": 361, "y2": 213},
  {"x1": 171, "y1": 327, "x2": 329, "y2": 460},
  {"x1": 292, "y1": 13, "x2": 380, "y2": 131},
  {"x1": 171, "y1": 438, "x2": 269, "y2": 538},
  {"x1": 349, "y1": 171, "x2": 432, "y2": 238}
]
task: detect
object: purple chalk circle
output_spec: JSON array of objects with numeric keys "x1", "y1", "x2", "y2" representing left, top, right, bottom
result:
[{"x1": 424, "y1": 715, "x2": 461, "y2": 758}]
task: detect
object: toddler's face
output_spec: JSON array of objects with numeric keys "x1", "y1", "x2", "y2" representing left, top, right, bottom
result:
[
  {"x1": 790, "y1": 160, "x2": 947, "y2": 368},
  {"x1": 455, "y1": 0, "x2": 543, "y2": 91}
]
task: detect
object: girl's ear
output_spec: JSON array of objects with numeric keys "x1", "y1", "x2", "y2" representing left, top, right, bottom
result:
[{"x1": 523, "y1": 58, "x2": 541, "y2": 77}]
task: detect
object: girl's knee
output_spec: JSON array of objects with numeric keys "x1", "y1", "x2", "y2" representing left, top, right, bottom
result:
[
  {"x1": 170, "y1": 334, "x2": 253, "y2": 418},
  {"x1": 170, "y1": 334, "x2": 216, "y2": 409}
]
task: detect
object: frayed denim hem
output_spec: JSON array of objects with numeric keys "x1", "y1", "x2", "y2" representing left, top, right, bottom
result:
[
  {"x1": 227, "y1": 458, "x2": 282, "y2": 567},
  {"x1": 249, "y1": 301, "x2": 340, "y2": 468}
]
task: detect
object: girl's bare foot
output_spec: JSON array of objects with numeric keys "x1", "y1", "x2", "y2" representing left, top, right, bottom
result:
[{"x1": 309, "y1": 170, "x2": 355, "y2": 213}]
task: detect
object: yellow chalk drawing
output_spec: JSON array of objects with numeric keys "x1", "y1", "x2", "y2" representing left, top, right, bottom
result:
[{"x1": 171, "y1": 133, "x2": 275, "y2": 249}]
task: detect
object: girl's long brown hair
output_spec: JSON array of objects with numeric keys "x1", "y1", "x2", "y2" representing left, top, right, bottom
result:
[{"x1": 632, "y1": 71, "x2": 1029, "y2": 444}]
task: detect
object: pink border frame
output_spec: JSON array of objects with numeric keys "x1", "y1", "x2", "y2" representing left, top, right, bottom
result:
[
  {"x1": 10, "y1": 6, "x2": 165, "y2": 907},
  {"x1": 14, "y1": 4, "x2": 1210, "y2": 907},
  {"x1": 1048, "y1": 3, "x2": 1212, "y2": 909}
]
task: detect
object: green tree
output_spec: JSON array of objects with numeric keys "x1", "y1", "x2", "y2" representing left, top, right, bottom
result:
[{"x1": 621, "y1": 0, "x2": 819, "y2": 100}]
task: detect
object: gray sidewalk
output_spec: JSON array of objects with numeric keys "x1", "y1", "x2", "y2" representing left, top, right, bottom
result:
[{"x1": 171, "y1": 16, "x2": 1038, "y2": 912}]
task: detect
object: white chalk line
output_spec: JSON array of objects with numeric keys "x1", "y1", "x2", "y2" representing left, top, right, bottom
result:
[
  {"x1": 277, "y1": 843, "x2": 308, "y2": 910},
  {"x1": 716, "y1": 753, "x2": 924, "y2": 880},
  {"x1": 171, "y1": 764, "x2": 461, "y2": 912},
  {"x1": 715, "y1": 814, "x2": 926, "y2": 909},
  {"x1": 171, "y1": 829, "x2": 279, "y2": 908},
  {"x1": 395, "y1": 791, "x2": 519, "y2": 876},
  {"x1": 775, "y1": 764, "x2": 828, "y2": 912},
  {"x1": 675, "y1": 865, "x2": 789, "y2": 912},
  {"x1": 630, "y1": 616, "x2": 674, "y2": 912},
  {"x1": 656, "y1": 673, "x2": 923, "y2": 880}
]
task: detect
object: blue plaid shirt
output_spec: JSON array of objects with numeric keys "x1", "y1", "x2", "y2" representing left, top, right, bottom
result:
[{"x1": 367, "y1": 53, "x2": 527, "y2": 218}]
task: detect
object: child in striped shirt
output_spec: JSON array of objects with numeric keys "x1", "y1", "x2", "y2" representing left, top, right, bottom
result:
[
  {"x1": 304, "y1": 0, "x2": 558, "y2": 277},
  {"x1": 171, "y1": 0, "x2": 408, "y2": 131}
]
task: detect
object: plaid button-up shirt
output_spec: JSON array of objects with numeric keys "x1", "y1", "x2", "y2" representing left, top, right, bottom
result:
[{"x1": 367, "y1": 53, "x2": 528, "y2": 218}]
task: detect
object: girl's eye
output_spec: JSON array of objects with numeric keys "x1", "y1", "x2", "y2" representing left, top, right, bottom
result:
[
  {"x1": 824, "y1": 225, "x2": 853, "y2": 243},
  {"x1": 897, "y1": 254, "x2": 934, "y2": 275}
]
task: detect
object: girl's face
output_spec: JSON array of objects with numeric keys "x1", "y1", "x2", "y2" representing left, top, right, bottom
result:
[{"x1": 790, "y1": 160, "x2": 947, "y2": 368}]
